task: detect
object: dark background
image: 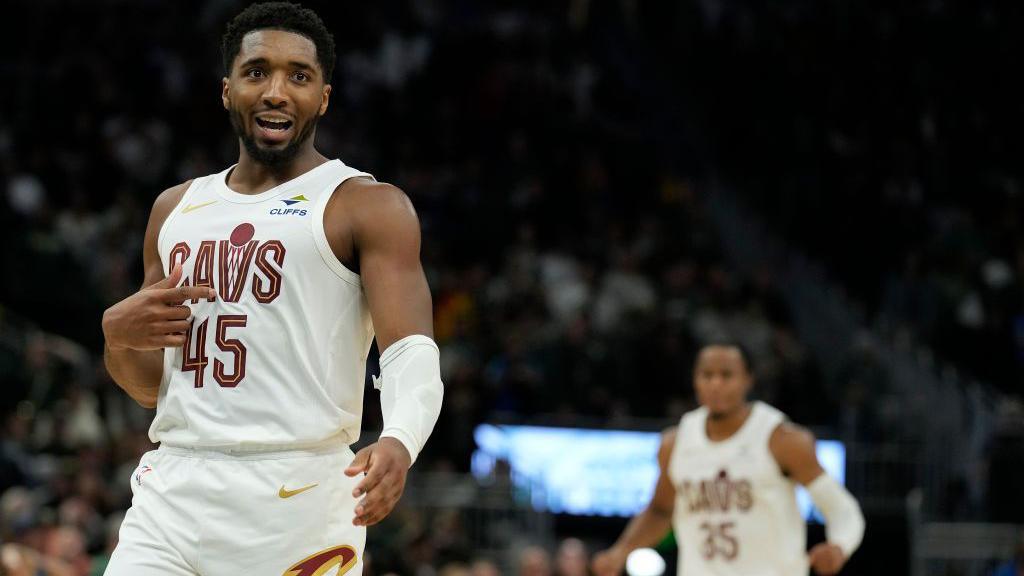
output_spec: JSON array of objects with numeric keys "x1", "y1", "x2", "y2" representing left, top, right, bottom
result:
[{"x1": 1, "y1": 1, "x2": 1023, "y2": 575}]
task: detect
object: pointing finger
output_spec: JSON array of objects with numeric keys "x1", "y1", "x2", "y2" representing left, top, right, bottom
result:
[
  {"x1": 161, "y1": 285, "x2": 216, "y2": 304},
  {"x1": 149, "y1": 264, "x2": 183, "y2": 289}
]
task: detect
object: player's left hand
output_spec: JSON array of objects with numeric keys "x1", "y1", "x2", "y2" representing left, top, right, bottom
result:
[
  {"x1": 808, "y1": 543, "x2": 846, "y2": 575},
  {"x1": 345, "y1": 437, "x2": 412, "y2": 526}
]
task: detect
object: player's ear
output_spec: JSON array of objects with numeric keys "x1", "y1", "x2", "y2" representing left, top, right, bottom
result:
[
  {"x1": 319, "y1": 83, "x2": 331, "y2": 116},
  {"x1": 222, "y1": 77, "x2": 230, "y2": 110}
]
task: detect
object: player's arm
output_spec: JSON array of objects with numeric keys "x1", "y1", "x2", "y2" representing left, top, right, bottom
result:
[
  {"x1": 336, "y1": 179, "x2": 442, "y2": 527},
  {"x1": 770, "y1": 423, "x2": 865, "y2": 575},
  {"x1": 592, "y1": 427, "x2": 678, "y2": 576},
  {"x1": 102, "y1": 181, "x2": 215, "y2": 408}
]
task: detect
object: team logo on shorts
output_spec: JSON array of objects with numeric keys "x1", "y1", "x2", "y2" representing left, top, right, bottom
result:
[
  {"x1": 283, "y1": 545, "x2": 357, "y2": 576},
  {"x1": 134, "y1": 465, "x2": 153, "y2": 487}
]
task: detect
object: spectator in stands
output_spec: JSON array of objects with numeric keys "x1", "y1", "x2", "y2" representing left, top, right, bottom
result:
[
  {"x1": 1, "y1": 540, "x2": 74, "y2": 576},
  {"x1": 469, "y1": 558, "x2": 501, "y2": 576},
  {"x1": 554, "y1": 538, "x2": 589, "y2": 576},
  {"x1": 438, "y1": 562, "x2": 471, "y2": 576},
  {"x1": 518, "y1": 546, "x2": 552, "y2": 576}
]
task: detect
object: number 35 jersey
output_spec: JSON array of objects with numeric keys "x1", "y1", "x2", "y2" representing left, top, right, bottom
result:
[
  {"x1": 667, "y1": 402, "x2": 807, "y2": 576},
  {"x1": 151, "y1": 160, "x2": 376, "y2": 450}
]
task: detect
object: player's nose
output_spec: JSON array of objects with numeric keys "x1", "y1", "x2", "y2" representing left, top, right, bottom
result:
[{"x1": 261, "y1": 73, "x2": 289, "y2": 107}]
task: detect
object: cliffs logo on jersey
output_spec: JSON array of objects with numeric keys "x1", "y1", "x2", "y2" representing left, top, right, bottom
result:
[
  {"x1": 168, "y1": 223, "x2": 286, "y2": 304},
  {"x1": 283, "y1": 545, "x2": 357, "y2": 576},
  {"x1": 271, "y1": 194, "x2": 309, "y2": 216},
  {"x1": 680, "y1": 469, "x2": 753, "y2": 514}
]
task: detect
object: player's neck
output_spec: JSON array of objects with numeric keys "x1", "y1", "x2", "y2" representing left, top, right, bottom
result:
[
  {"x1": 705, "y1": 402, "x2": 753, "y2": 442},
  {"x1": 230, "y1": 146, "x2": 329, "y2": 195}
]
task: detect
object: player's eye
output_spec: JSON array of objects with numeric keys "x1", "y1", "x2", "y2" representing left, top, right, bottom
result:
[
  {"x1": 293, "y1": 71, "x2": 309, "y2": 82},
  {"x1": 246, "y1": 68, "x2": 265, "y2": 79}
]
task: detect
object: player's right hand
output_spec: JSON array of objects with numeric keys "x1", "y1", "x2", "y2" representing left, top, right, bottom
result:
[
  {"x1": 591, "y1": 546, "x2": 628, "y2": 576},
  {"x1": 102, "y1": 264, "x2": 215, "y2": 351},
  {"x1": 808, "y1": 543, "x2": 846, "y2": 575}
]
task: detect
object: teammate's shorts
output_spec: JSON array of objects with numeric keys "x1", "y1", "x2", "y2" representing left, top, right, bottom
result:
[{"x1": 105, "y1": 443, "x2": 365, "y2": 576}]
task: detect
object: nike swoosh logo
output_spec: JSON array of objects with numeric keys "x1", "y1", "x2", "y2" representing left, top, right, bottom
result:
[
  {"x1": 279, "y1": 483, "x2": 319, "y2": 498},
  {"x1": 181, "y1": 200, "x2": 218, "y2": 214}
]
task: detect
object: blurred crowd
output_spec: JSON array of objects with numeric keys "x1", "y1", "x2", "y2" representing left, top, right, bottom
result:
[
  {"x1": 687, "y1": 0, "x2": 1024, "y2": 394},
  {"x1": 2, "y1": 0, "x2": 1023, "y2": 574}
]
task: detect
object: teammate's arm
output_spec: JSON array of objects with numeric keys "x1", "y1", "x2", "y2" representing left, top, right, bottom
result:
[
  {"x1": 334, "y1": 179, "x2": 442, "y2": 527},
  {"x1": 592, "y1": 427, "x2": 678, "y2": 576},
  {"x1": 102, "y1": 181, "x2": 214, "y2": 408},
  {"x1": 770, "y1": 423, "x2": 865, "y2": 575}
]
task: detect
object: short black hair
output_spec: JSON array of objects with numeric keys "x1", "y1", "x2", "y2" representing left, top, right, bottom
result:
[
  {"x1": 221, "y1": 2, "x2": 336, "y2": 81},
  {"x1": 699, "y1": 338, "x2": 755, "y2": 374}
]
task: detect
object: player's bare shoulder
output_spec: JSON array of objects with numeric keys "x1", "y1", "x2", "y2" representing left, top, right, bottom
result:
[
  {"x1": 334, "y1": 177, "x2": 418, "y2": 227},
  {"x1": 324, "y1": 177, "x2": 421, "y2": 268},
  {"x1": 769, "y1": 421, "x2": 816, "y2": 454},
  {"x1": 150, "y1": 180, "x2": 195, "y2": 226},
  {"x1": 141, "y1": 180, "x2": 194, "y2": 285},
  {"x1": 768, "y1": 421, "x2": 823, "y2": 484}
]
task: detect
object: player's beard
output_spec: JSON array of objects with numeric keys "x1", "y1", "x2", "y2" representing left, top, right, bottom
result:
[{"x1": 229, "y1": 108, "x2": 319, "y2": 168}]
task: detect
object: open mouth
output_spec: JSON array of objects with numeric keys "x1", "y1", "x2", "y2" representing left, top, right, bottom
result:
[
  {"x1": 255, "y1": 117, "x2": 294, "y2": 131},
  {"x1": 253, "y1": 116, "x2": 295, "y2": 144}
]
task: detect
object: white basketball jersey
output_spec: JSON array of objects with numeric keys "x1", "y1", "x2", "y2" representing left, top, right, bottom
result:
[
  {"x1": 151, "y1": 159, "x2": 375, "y2": 450},
  {"x1": 668, "y1": 402, "x2": 807, "y2": 576}
]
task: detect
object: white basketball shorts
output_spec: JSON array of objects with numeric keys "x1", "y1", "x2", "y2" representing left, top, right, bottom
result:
[{"x1": 105, "y1": 443, "x2": 365, "y2": 576}]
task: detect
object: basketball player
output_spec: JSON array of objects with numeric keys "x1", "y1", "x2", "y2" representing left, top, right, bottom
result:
[
  {"x1": 592, "y1": 343, "x2": 864, "y2": 576},
  {"x1": 99, "y1": 3, "x2": 443, "y2": 574}
]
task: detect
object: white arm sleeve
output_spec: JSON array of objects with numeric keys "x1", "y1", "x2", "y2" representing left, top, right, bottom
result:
[
  {"x1": 374, "y1": 334, "x2": 444, "y2": 466},
  {"x1": 806, "y1": 473, "x2": 865, "y2": 558}
]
